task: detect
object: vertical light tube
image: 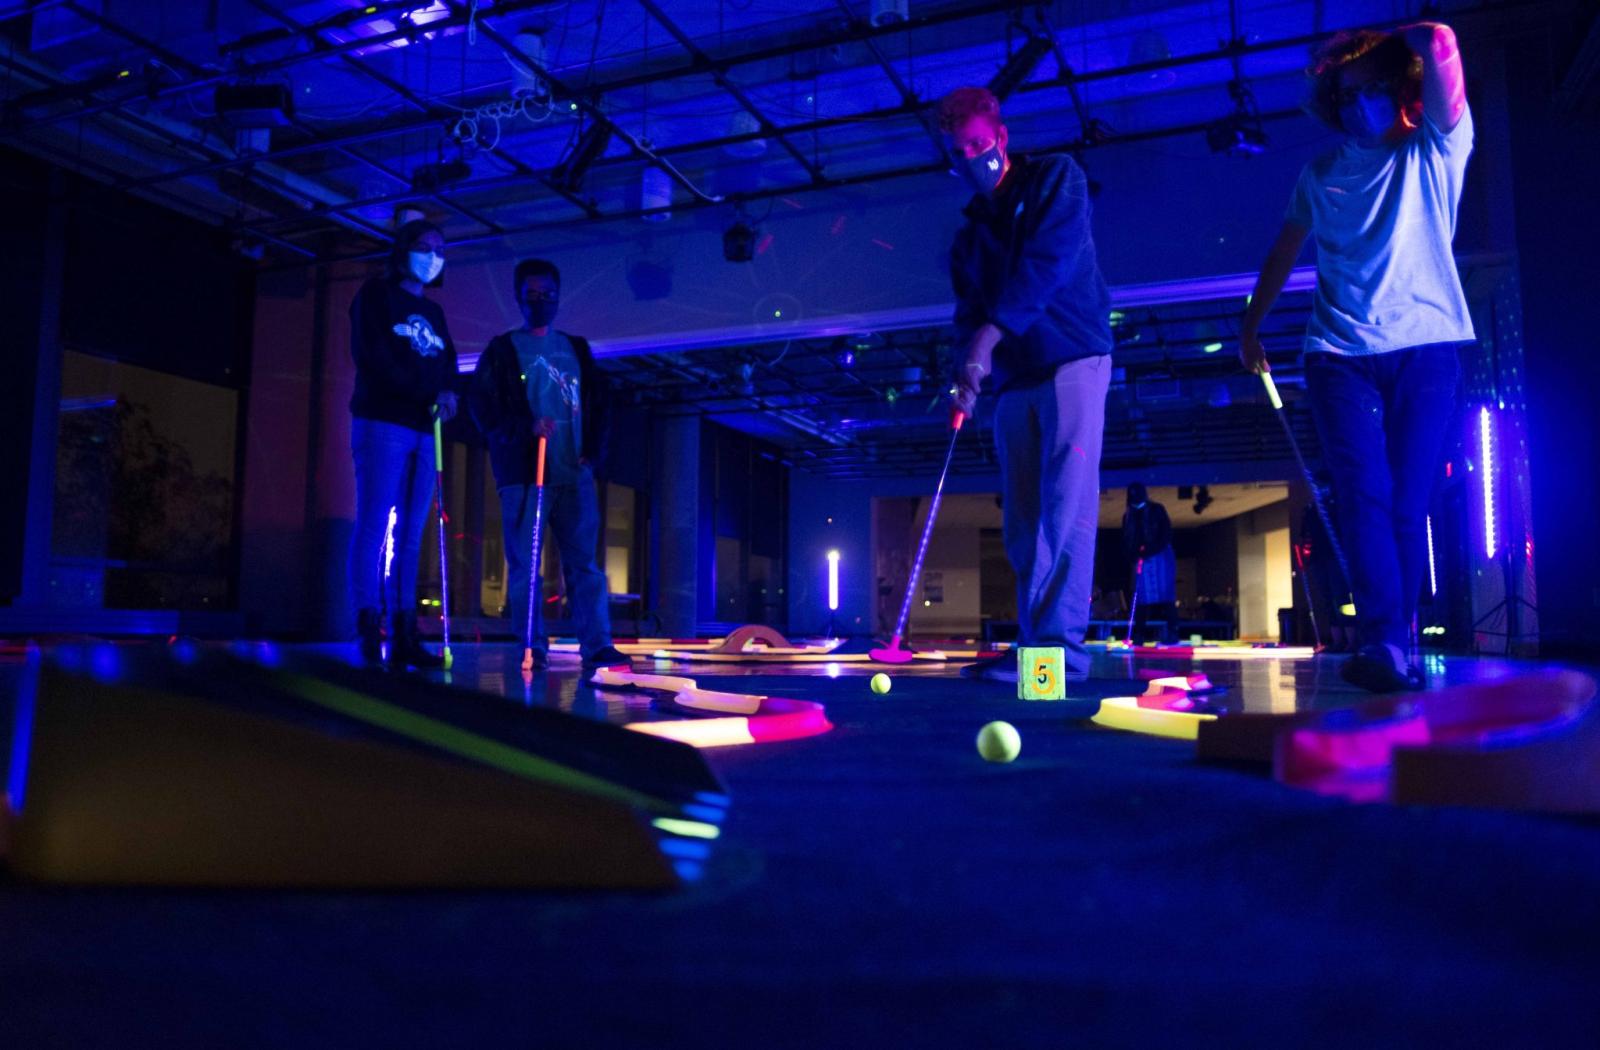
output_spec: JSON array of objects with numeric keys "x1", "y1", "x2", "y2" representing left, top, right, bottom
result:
[
  {"x1": 826, "y1": 550, "x2": 840, "y2": 612},
  {"x1": 1426, "y1": 514, "x2": 1438, "y2": 597},
  {"x1": 1479, "y1": 407, "x2": 1496, "y2": 560},
  {"x1": 384, "y1": 505, "x2": 398, "y2": 579}
]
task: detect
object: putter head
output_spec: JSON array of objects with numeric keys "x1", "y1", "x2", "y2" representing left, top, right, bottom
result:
[{"x1": 868, "y1": 645, "x2": 916, "y2": 665}]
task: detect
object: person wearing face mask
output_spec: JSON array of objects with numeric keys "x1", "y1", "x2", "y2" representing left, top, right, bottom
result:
[
  {"x1": 1240, "y1": 23, "x2": 1471, "y2": 693},
  {"x1": 347, "y1": 219, "x2": 459, "y2": 668},
  {"x1": 939, "y1": 86, "x2": 1113, "y2": 685},
  {"x1": 469, "y1": 258, "x2": 630, "y2": 674}
]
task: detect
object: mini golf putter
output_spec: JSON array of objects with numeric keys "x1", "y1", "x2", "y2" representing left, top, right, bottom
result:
[{"x1": 871, "y1": 408, "x2": 965, "y2": 664}]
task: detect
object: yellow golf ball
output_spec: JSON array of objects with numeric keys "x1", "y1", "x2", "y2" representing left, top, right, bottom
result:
[
  {"x1": 976, "y1": 721, "x2": 1021, "y2": 763},
  {"x1": 870, "y1": 672, "x2": 891, "y2": 695}
]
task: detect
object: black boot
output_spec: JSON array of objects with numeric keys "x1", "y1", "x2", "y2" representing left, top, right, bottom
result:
[
  {"x1": 356, "y1": 607, "x2": 384, "y2": 664},
  {"x1": 390, "y1": 612, "x2": 445, "y2": 669}
]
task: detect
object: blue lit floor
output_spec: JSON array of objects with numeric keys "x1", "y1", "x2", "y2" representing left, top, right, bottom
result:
[{"x1": 1, "y1": 640, "x2": 1598, "y2": 1048}]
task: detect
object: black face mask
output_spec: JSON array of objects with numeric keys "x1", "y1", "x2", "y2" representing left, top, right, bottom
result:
[
  {"x1": 961, "y1": 143, "x2": 1006, "y2": 196},
  {"x1": 521, "y1": 300, "x2": 558, "y2": 329}
]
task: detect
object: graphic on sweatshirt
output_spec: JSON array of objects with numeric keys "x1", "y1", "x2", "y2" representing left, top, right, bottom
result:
[{"x1": 393, "y1": 314, "x2": 445, "y2": 357}]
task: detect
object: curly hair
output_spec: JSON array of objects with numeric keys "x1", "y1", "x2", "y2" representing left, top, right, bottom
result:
[
  {"x1": 937, "y1": 86, "x2": 1002, "y2": 135},
  {"x1": 1303, "y1": 29, "x2": 1423, "y2": 134}
]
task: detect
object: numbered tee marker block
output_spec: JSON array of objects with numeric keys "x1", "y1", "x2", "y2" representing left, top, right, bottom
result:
[{"x1": 1019, "y1": 646, "x2": 1067, "y2": 701}]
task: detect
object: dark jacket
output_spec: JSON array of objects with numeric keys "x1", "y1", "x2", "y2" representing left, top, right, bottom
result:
[
  {"x1": 348, "y1": 277, "x2": 458, "y2": 432},
  {"x1": 469, "y1": 329, "x2": 611, "y2": 487},
  {"x1": 950, "y1": 153, "x2": 1112, "y2": 393},
  {"x1": 1122, "y1": 502, "x2": 1173, "y2": 562}
]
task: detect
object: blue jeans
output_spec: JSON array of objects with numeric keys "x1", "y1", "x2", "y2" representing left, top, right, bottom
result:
[
  {"x1": 349, "y1": 416, "x2": 436, "y2": 622},
  {"x1": 1304, "y1": 344, "x2": 1461, "y2": 650},
  {"x1": 994, "y1": 355, "x2": 1112, "y2": 677},
  {"x1": 499, "y1": 466, "x2": 612, "y2": 658}
]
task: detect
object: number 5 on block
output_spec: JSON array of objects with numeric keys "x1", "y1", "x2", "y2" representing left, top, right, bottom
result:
[{"x1": 1019, "y1": 646, "x2": 1066, "y2": 701}]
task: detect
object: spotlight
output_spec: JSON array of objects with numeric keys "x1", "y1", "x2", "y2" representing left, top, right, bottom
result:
[
  {"x1": 870, "y1": 0, "x2": 908, "y2": 27},
  {"x1": 988, "y1": 29, "x2": 1055, "y2": 102},
  {"x1": 410, "y1": 156, "x2": 472, "y2": 192},
  {"x1": 215, "y1": 82, "x2": 293, "y2": 128},
  {"x1": 552, "y1": 118, "x2": 612, "y2": 194},
  {"x1": 723, "y1": 221, "x2": 757, "y2": 263},
  {"x1": 1193, "y1": 485, "x2": 1214, "y2": 515},
  {"x1": 1206, "y1": 115, "x2": 1268, "y2": 155},
  {"x1": 1207, "y1": 79, "x2": 1268, "y2": 156},
  {"x1": 509, "y1": 31, "x2": 550, "y2": 100}
]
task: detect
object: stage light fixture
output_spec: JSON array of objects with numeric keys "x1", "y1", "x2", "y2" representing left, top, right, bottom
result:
[
  {"x1": 552, "y1": 119, "x2": 612, "y2": 194},
  {"x1": 1193, "y1": 485, "x2": 1213, "y2": 515},
  {"x1": 1207, "y1": 79, "x2": 1268, "y2": 156},
  {"x1": 215, "y1": 82, "x2": 293, "y2": 128},
  {"x1": 410, "y1": 156, "x2": 472, "y2": 192},
  {"x1": 723, "y1": 221, "x2": 757, "y2": 263},
  {"x1": 871, "y1": 0, "x2": 908, "y2": 27},
  {"x1": 509, "y1": 31, "x2": 550, "y2": 100},
  {"x1": 988, "y1": 29, "x2": 1056, "y2": 102}
]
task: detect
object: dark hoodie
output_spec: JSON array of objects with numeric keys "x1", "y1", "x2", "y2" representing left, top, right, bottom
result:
[
  {"x1": 950, "y1": 152, "x2": 1113, "y2": 393},
  {"x1": 348, "y1": 277, "x2": 458, "y2": 432},
  {"x1": 469, "y1": 329, "x2": 611, "y2": 487}
]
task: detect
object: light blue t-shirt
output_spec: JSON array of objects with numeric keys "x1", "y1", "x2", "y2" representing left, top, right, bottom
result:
[
  {"x1": 510, "y1": 330, "x2": 582, "y2": 485},
  {"x1": 1287, "y1": 105, "x2": 1476, "y2": 356}
]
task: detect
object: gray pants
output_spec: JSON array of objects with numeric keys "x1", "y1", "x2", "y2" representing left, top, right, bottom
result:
[
  {"x1": 499, "y1": 465, "x2": 613, "y2": 658},
  {"x1": 994, "y1": 355, "x2": 1111, "y2": 677}
]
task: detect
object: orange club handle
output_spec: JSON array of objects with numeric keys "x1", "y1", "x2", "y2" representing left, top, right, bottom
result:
[{"x1": 535, "y1": 435, "x2": 547, "y2": 487}]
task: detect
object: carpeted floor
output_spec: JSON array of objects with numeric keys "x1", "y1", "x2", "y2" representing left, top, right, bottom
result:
[{"x1": 2, "y1": 648, "x2": 1598, "y2": 1048}]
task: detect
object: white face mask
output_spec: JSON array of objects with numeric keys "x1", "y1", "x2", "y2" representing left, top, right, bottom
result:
[{"x1": 408, "y1": 250, "x2": 444, "y2": 284}]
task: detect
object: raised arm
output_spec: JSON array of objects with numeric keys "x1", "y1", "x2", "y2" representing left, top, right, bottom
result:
[
  {"x1": 1402, "y1": 22, "x2": 1467, "y2": 132},
  {"x1": 1239, "y1": 219, "x2": 1310, "y2": 374}
]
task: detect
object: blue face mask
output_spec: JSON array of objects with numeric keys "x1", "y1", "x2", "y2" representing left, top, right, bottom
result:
[
  {"x1": 1340, "y1": 93, "x2": 1398, "y2": 141},
  {"x1": 961, "y1": 143, "x2": 1006, "y2": 196}
]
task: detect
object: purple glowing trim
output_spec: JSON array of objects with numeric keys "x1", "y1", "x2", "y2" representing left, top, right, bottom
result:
[
  {"x1": 455, "y1": 268, "x2": 1321, "y2": 372},
  {"x1": 1479, "y1": 407, "x2": 1496, "y2": 561}
]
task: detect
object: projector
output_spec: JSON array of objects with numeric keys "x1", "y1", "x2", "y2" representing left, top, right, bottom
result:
[
  {"x1": 215, "y1": 83, "x2": 294, "y2": 128},
  {"x1": 1206, "y1": 115, "x2": 1268, "y2": 155}
]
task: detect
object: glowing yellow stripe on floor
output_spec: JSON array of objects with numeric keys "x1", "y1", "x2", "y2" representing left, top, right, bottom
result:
[{"x1": 277, "y1": 674, "x2": 667, "y2": 812}]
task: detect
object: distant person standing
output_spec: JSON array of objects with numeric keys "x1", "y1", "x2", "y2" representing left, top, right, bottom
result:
[
  {"x1": 469, "y1": 258, "x2": 630, "y2": 674},
  {"x1": 347, "y1": 219, "x2": 458, "y2": 668},
  {"x1": 1241, "y1": 22, "x2": 1472, "y2": 692},
  {"x1": 1122, "y1": 483, "x2": 1176, "y2": 644}
]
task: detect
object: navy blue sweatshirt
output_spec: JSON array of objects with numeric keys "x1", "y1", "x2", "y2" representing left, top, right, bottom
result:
[
  {"x1": 348, "y1": 277, "x2": 458, "y2": 432},
  {"x1": 950, "y1": 153, "x2": 1112, "y2": 393}
]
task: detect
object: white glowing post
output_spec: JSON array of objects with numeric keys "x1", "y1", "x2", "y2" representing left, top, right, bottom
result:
[
  {"x1": 1479, "y1": 407, "x2": 1496, "y2": 560},
  {"x1": 383, "y1": 505, "x2": 397, "y2": 579},
  {"x1": 826, "y1": 550, "x2": 840, "y2": 612},
  {"x1": 1426, "y1": 515, "x2": 1438, "y2": 597}
]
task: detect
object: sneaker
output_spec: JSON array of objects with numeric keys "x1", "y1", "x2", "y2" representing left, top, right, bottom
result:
[
  {"x1": 583, "y1": 645, "x2": 632, "y2": 670},
  {"x1": 1339, "y1": 644, "x2": 1423, "y2": 694},
  {"x1": 960, "y1": 650, "x2": 1018, "y2": 683}
]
